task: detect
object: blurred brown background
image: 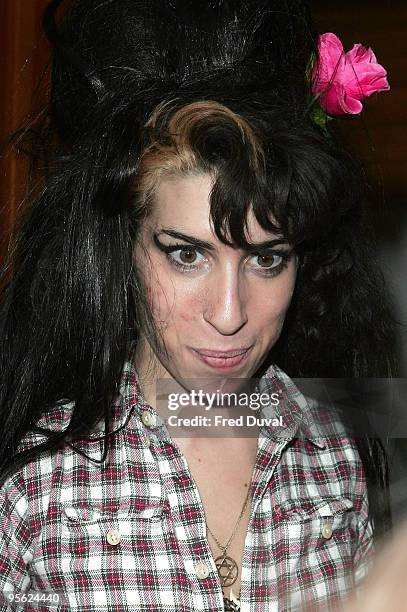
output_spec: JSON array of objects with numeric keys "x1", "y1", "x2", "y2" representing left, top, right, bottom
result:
[
  {"x1": 1, "y1": 0, "x2": 406, "y2": 257},
  {"x1": 0, "y1": 0, "x2": 49, "y2": 262},
  {"x1": 314, "y1": 0, "x2": 407, "y2": 202}
]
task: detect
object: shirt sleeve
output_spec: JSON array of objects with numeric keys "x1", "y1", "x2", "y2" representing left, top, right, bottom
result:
[{"x1": 0, "y1": 474, "x2": 33, "y2": 611}]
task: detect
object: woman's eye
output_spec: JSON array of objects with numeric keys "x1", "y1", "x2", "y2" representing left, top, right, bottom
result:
[
  {"x1": 251, "y1": 253, "x2": 283, "y2": 269},
  {"x1": 170, "y1": 248, "x2": 205, "y2": 266}
]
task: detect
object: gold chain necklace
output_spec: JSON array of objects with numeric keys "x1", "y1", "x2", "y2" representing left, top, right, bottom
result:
[{"x1": 206, "y1": 485, "x2": 251, "y2": 592}]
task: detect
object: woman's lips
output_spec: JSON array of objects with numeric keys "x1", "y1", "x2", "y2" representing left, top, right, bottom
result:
[{"x1": 190, "y1": 347, "x2": 252, "y2": 370}]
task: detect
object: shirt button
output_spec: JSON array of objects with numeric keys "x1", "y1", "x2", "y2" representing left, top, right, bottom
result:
[
  {"x1": 106, "y1": 528, "x2": 121, "y2": 546},
  {"x1": 141, "y1": 410, "x2": 156, "y2": 428},
  {"x1": 194, "y1": 561, "x2": 210, "y2": 579},
  {"x1": 321, "y1": 522, "x2": 333, "y2": 539}
]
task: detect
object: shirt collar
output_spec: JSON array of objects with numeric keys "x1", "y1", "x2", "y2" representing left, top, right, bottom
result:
[
  {"x1": 257, "y1": 363, "x2": 326, "y2": 449},
  {"x1": 32, "y1": 360, "x2": 143, "y2": 438},
  {"x1": 32, "y1": 359, "x2": 326, "y2": 448}
]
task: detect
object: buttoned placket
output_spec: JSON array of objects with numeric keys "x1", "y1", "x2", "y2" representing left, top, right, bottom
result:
[
  {"x1": 135, "y1": 402, "x2": 297, "y2": 612},
  {"x1": 136, "y1": 404, "x2": 224, "y2": 611}
]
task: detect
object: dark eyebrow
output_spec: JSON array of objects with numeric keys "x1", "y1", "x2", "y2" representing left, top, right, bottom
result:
[
  {"x1": 157, "y1": 229, "x2": 289, "y2": 252},
  {"x1": 157, "y1": 229, "x2": 215, "y2": 251}
]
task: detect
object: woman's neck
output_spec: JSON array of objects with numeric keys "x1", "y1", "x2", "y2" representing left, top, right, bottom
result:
[{"x1": 134, "y1": 335, "x2": 171, "y2": 411}]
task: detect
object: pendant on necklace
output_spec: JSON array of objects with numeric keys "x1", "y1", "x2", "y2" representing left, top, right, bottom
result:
[{"x1": 214, "y1": 553, "x2": 238, "y2": 586}]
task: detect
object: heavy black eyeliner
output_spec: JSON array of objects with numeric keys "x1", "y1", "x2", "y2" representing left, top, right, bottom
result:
[
  {"x1": 154, "y1": 232, "x2": 293, "y2": 258},
  {"x1": 156, "y1": 228, "x2": 290, "y2": 253},
  {"x1": 153, "y1": 233, "x2": 201, "y2": 254}
]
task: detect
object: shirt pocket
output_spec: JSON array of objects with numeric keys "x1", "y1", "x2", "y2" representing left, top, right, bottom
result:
[
  {"x1": 31, "y1": 500, "x2": 188, "y2": 612},
  {"x1": 275, "y1": 496, "x2": 356, "y2": 549},
  {"x1": 59, "y1": 500, "x2": 170, "y2": 552},
  {"x1": 32, "y1": 501, "x2": 180, "y2": 610},
  {"x1": 32, "y1": 500, "x2": 169, "y2": 591},
  {"x1": 271, "y1": 497, "x2": 357, "y2": 610}
]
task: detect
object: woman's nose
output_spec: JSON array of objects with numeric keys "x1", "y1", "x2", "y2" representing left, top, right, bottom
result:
[{"x1": 202, "y1": 266, "x2": 248, "y2": 335}]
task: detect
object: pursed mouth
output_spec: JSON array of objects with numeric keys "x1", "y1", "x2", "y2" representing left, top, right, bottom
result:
[
  {"x1": 190, "y1": 346, "x2": 253, "y2": 370},
  {"x1": 191, "y1": 347, "x2": 252, "y2": 358}
]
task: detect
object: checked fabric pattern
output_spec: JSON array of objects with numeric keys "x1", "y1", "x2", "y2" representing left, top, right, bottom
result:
[{"x1": 0, "y1": 361, "x2": 373, "y2": 611}]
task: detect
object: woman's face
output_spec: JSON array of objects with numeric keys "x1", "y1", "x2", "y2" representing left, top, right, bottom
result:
[{"x1": 135, "y1": 173, "x2": 298, "y2": 385}]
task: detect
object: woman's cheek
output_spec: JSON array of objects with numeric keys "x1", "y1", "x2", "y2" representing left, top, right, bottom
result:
[
  {"x1": 174, "y1": 283, "x2": 209, "y2": 323},
  {"x1": 148, "y1": 285, "x2": 173, "y2": 323},
  {"x1": 265, "y1": 271, "x2": 297, "y2": 317},
  {"x1": 177, "y1": 290, "x2": 205, "y2": 323}
]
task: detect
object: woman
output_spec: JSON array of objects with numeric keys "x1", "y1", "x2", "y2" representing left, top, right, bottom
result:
[{"x1": 0, "y1": 0, "x2": 397, "y2": 610}]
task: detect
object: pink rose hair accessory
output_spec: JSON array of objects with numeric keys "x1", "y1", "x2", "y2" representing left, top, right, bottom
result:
[{"x1": 312, "y1": 32, "x2": 390, "y2": 117}]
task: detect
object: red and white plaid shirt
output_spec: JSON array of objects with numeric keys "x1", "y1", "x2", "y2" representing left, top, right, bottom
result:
[{"x1": 0, "y1": 361, "x2": 373, "y2": 611}]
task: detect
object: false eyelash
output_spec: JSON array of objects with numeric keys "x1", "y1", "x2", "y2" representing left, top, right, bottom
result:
[{"x1": 154, "y1": 241, "x2": 191, "y2": 254}]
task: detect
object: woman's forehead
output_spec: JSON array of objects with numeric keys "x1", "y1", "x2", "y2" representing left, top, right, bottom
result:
[{"x1": 151, "y1": 173, "x2": 283, "y2": 245}]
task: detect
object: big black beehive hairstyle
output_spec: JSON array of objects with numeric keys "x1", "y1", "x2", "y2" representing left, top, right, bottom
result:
[{"x1": 0, "y1": 0, "x2": 398, "y2": 538}]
